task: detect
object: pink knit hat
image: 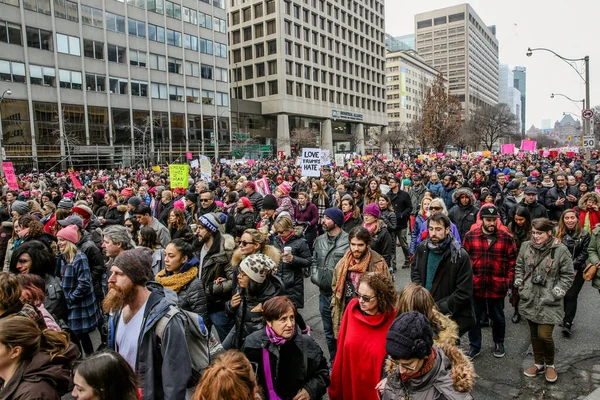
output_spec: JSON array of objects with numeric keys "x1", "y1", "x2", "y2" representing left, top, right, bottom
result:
[
  {"x1": 57, "y1": 225, "x2": 79, "y2": 244},
  {"x1": 173, "y1": 200, "x2": 185, "y2": 211},
  {"x1": 277, "y1": 181, "x2": 292, "y2": 196}
]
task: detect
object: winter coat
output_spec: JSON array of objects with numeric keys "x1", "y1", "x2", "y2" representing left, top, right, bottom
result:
[
  {"x1": 381, "y1": 344, "x2": 474, "y2": 400},
  {"x1": 56, "y1": 251, "x2": 99, "y2": 335},
  {"x1": 224, "y1": 275, "x2": 284, "y2": 350},
  {"x1": 417, "y1": 221, "x2": 462, "y2": 247},
  {"x1": 410, "y1": 184, "x2": 428, "y2": 216},
  {"x1": 150, "y1": 217, "x2": 171, "y2": 248},
  {"x1": 108, "y1": 283, "x2": 191, "y2": 400},
  {"x1": 274, "y1": 234, "x2": 311, "y2": 309},
  {"x1": 426, "y1": 181, "x2": 443, "y2": 197},
  {"x1": 158, "y1": 200, "x2": 174, "y2": 227},
  {"x1": 500, "y1": 194, "x2": 519, "y2": 226},
  {"x1": 234, "y1": 207, "x2": 256, "y2": 238},
  {"x1": 411, "y1": 240, "x2": 475, "y2": 336},
  {"x1": 294, "y1": 201, "x2": 319, "y2": 228},
  {"x1": 544, "y1": 185, "x2": 579, "y2": 221},
  {"x1": 247, "y1": 191, "x2": 264, "y2": 213},
  {"x1": 411, "y1": 213, "x2": 427, "y2": 255},
  {"x1": 388, "y1": 188, "x2": 412, "y2": 230},
  {"x1": 380, "y1": 209, "x2": 397, "y2": 232},
  {"x1": 169, "y1": 226, "x2": 193, "y2": 241},
  {"x1": 0, "y1": 342, "x2": 79, "y2": 400},
  {"x1": 587, "y1": 226, "x2": 600, "y2": 290},
  {"x1": 276, "y1": 196, "x2": 296, "y2": 219},
  {"x1": 514, "y1": 241, "x2": 574, "y2": 325},
  {"x1": 243, "y1": 328, "x2": 329, "y2": 400},
  {"x1": 577, "y1": 192, "x2": 600, "y2": 232},
  {"x1": 311, "y1": 230, "x2": 350, "y2": 296},
  {"x1": 448, "y1": 188, "x2": 478, "y2": 241},
  {"x1": 559, "y1": 230, "x2": 590, "y2": 272},
  {"x1": 157, "y1": 257, "x2": 208, "y2": 319},
  {"x1": 0, "y1": 221, "x2": 12, "y2": 265},
  {"x1": 103, "y1": 204, "x2": 125, "y2": 226},
  {"x1": 75, "y1": 231, "x2": 105, "y2": 302},
  {"x1": 195, "y1": 232, "x2": 235, "y2": 313},
  {"x1": 513, "y1": 199, "x2": 548, "y2": 222},
  {"x1": 342, "y1": 212, "x2": 363, "y2": 233},
  {"x1": 440, "y1": 185, "x2": 456, "y2": 211},
  {"x1": 370, "y1": 223, "x2": 395, "y2": 270},
  {"x1": 462, "y1": 227, "x2": 517, "y2": 299},
  {"x1": 43, "y1": 273, "x2": 68, "y2": 325}
]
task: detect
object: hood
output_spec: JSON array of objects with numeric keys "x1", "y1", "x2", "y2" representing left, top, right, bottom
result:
[
  {"x1": 239, "y1": 207, "x2": 253, "y2": 214},
  {"x1": 579, "y1": 192, "x2": 600, "y2": 211},
  {"x1": 347, "y1": 298, "x2": 395, "y2": 329},
  {"x1": 1, "y1": 221, "x2": 13, "y2": 229},
  {"x1": 222, "y1": 233, "x2": 236, "y2": 252},
  {"x1": 116, "y1": 204, "x2": 129, "y2": 213},
  {"x1": 451, "y1": 188, "x2": 476, "y2": 206},
  {"x1": 231, "y1": 244, "x2": 281, "y2": 268},
  {"x1": 433, "y1": 309, "x2": 459, "y2": 346}
]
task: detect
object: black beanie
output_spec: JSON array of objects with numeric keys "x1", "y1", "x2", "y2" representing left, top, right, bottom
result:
[
  {"x1": 386, "y1": 311, "x2": 433, "y2": 360},
  {"x1": 113, "y1": 248, "x2": 153, "y2": 286},
  {"x1": 262, "y1": 194, "x2": 278, "y2": 210}
]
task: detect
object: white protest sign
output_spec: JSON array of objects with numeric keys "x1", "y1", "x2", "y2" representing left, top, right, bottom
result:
[
  {"x1": 301, "y1": 148, "x2": 321, "y2": 177},
  {"x1": 334, "y1": 154, "x2": 345, "y2": 166},
  {"x1": 190, "y1": 159, "x2": 199, "y2": 168},
  {"x1": 200, "y1": 156, "x2": 211, "y2": 181},
  {"x1": 319, "y1": 149, "x2": 331, "y2": 166}
]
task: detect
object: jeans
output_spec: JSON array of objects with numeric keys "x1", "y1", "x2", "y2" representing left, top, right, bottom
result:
[
  {"x1": 528, "y1": 320, "x2": 555, "y2": 365},
  {"x1": 563, "y1": 270, "x2": 585, "y2": 324},
  {"x1": 206, "y1": 310, "x2": 234, "y2": 343},
  {"x1": 319, "y1": 294, "x2": 336, "y2": 362},
  {"x1": 468, "y1": 297, "x2": 506, "y2": 352}
]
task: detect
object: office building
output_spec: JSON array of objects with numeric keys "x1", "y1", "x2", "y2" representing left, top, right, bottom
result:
[
  {"x1": 498, "y1": 64, "x2": 522, "y2": 133},
  {"x1": 385, "y1": 33, "x2": 414, "y2": 52},
  {"x1": 513, "y1": 66, "x2": 526, "y2": 135},
  {"x1": 0, "y1": 0, "x2": 230, "y2": 170},
  {"x1": 415, "y1": 3, "x2": 499, "y2": 116},
  {"x1": 227, "y1": 0, "x2": 387, "y2": 155}
]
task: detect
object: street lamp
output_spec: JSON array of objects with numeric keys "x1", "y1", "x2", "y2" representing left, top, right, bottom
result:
[
  {"x1": 550, "y1": 93, "x2": 585, "y2": 111},
  {"x1": 0, "y1": 89, "x2": 12, "y2": 173}
]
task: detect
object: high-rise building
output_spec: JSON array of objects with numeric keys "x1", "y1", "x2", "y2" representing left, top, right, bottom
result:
[
  {"x1": 498, "y1": 64, "x2": 522, "y2": 133},
  {"x1": 415, "y1": 4, "x2": 499, "y2": 115},
  {"x1": 513, "y1": 66, "x2": 526, "y2": 135},
  {"x1": 227, "y1": 0, "x2": 387, "y2": 155},
  {"x1": 385, "y1": 33, "x2": 415, "y2": 52},
  {"x1": 0, "y1": 0, "x2": 230, "y2": 170}
]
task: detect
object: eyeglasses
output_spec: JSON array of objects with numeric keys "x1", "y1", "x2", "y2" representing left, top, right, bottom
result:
[
  {"x1": 429, "y1": 206, "x2": 443, "y2": 211},
  {"x1": 200, "y1": 199, "x2": 211, "y2": 203},
  {"x1": 239, "y1": 240, "x2": 256, "y2": 247},
  {"x1": 396, "y1": 361, "x2": 419, "y2": 372},
  {"x1": 354, "y1": 291, "x2": 375, "y2": 302}
]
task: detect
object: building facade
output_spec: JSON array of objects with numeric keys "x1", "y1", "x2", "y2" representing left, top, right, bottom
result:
[
  {"x1": 385, "y1": 33, "x2": 414, "y2": 52},
  {"x1": 415, "y1": 3, "x2": 499, "y2": 116},
  {"x1": 227, "y1": 0, "x2": 387, "y2": 155},
  {"x1": 0, "y1": 0, "x2": 230, "y2": 170},
  {"x1": 498, "y1": 63, "x2": 522, "y2": 134},
  {"x1": 513, "y1": 66, "x2": 526, "y2": 135}
]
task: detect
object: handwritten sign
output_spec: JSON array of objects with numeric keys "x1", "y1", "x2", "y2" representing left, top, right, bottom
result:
[
  {"x1": 319, "y1": 149, "x2": 331, "y2": 166},
  {"x1": 301, "y1": 148, "x2": 321, "y2": 177},
  {"x1": 2, "y1": 162, "x2": 17, "y2": 190},
  {"x1": 200, "y1": 156, "x2": 211, "y2": 182},
  {"x1": 186, "y1": 152, "x2": 193, "y2": 160},
  {"x1": 169, "y1": 164, "x2": 189, "y2": 188},
  {"x1": 334, "y1": 154, "x2": 345, "y2": 166}
]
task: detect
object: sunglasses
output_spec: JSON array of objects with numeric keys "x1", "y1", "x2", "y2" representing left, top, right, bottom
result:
[
  {"x1": 429, "y1": 206, "x2": 443, "y2": 211},
  {"x1": 200, "y1": 199, "x2": 211, "y2": 203},
  {"x1": 354, "y1": 291, "x2": 375, "y2": 303},
  {"x1": 239, "y1": 240, "x2": 256, "y2": 247}
]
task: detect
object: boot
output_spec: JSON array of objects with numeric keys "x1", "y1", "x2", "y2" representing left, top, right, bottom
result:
[{"x1": 511, "y1": 312, "x2": 521, "y2": 324}]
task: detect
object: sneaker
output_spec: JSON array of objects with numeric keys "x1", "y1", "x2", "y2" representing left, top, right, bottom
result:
[
  {"x1": 467, "y1": 348, "x2": 480, "y2": 360},
  {"x1": 511, "y1": 313, "x2": 521, "y2": 324},
  {"x1": 524, "y1": 365, "x2": 545, "y2": 377},
  {"x1": 493, "y1": 343, "x2": 505, "y2": 358},
  {"x1": 562, "y1": 322, "x2": 572, "y2": 337},
  {"x1": 545, "y1": 366, "x2": 558, "y2": 383}
]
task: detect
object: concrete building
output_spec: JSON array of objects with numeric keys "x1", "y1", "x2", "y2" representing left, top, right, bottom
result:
[
  {"x1": 513, "y1": 66, "x2": 526, "y2": 135},
  {"x1": 415, "y1": 3, "x2": 499, "y2": 116},
  {"x1": 0, "y1": 0, "x2": 230, "y2": 170},
  {"x1": 498, "y1": 64, "x2": 522, "y2": 133},
  {"x1": 385, "y1": 33, "x2": 414, "y2": 52},
  {"x1": 227, "y1": 0, "x2": 387, "y2": 156}
]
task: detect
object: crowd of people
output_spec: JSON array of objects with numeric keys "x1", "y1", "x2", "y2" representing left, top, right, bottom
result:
[{"x1": 0, "y1": 151, "x2": 597, "y2": 399}]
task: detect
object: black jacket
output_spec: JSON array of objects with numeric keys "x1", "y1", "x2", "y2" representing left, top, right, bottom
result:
[
  {"x1": 388, "y1": 188, "x2": 412, "y2": 230},
  {"x1": 176, "y1": 274, "x2": 208, "y2": 320},
  {"x1": 274, "y1": 234, "x2": 312, "y2": 309},
  {"x1": 371, "y1": 225, "x2": 395, "y2": 270},
  {"x1": 76, "y1": 231, "x2": 105, "y2": 301},
  {"x1": 411, "y1": 240, "x2": 475, "y2": 336},
  {"x1": 561, "y1": 230, "x2": 591, "y2": 272},
  {"x1": 234, "y1": 208, "x2": 256, "y2": 238},
  {"x1": 158, "y1": 200, "x2": 174, "y2": 227},
  {"x1": 243, "y1": 328, "x2": 329, "y2": 400},
  {"x1": 195, "y1": 232, "x2": 235, "y2": 313},
  {"x1": 514, "y1": 199, "x2": 548, "y2": 221},
  {"x1": 545, "y1": 185, "x2": 579, "y2": 221},
  {"x1": 43, "y1": 273, "x2": 68, "y2": 324},
  {"x1": 103, "y1": 204, "x2": 124, "y2": 226},
  {"x1": 342, "y1": 214, "x2": 362, "y2": 234},
  {"x1": 448, "y1": 188, "x2": 478, "y2": 242}
]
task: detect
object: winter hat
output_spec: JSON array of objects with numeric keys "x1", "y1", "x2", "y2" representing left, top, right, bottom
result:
[
  {"x1": 263, "y1": 194, "x2": 278, "y2": 210},
  {"x1": 364, "y1": 203, "x2": 381, "y2": 219},
  {"x1": 240, "y1": 197, "x2": 253, "y2": 210},
  {"x1": 113, "y1": 247, "x2": 153, "y2": 286},
  {"x1": 244, "y1": 181, "x2": 256, "y2": 191},
  {"x1": 58, "y1": 198, "x2": 74, "y2": 210},
  {"x1": 324, "y1": 207, "x2": 344, "y2": 227},
  {"x1": 72, "y1": 205, "x2": 92, "y2": 219},
  {"x1": 277, "y1": 182, "x2": 292, "y2": 196},
  {"x1": 128, "y1": 196, "x2": 142, "y2": 208},
  {"x1": 198, "y1": 213, "x2": 220, "y2": 233},
  {"x1": 386, "y1": 311, "x2": 433, "y2": 360},
  {"x1": 402, "y1": 179, "x2": 412, "y2": 187},
  {"x1": 56, "y1": 224, "x2": 79, "y2": 244},
  {"x1": 11, "y1": 200, "x2": 30, "y2": 215},
  {"x1": 173, "y1": 200, "x2": 185, "y2": 211},
  {"x1": 185, "y1": 192, "x2": 199, "y2": 204},
  {"x1": 523, "y1": 186, "x2": 538, "y2": 195},
  {"x1": 507, "y1": 180, "x2": 521, "y2": 190},
  {"x1": 120, "y1": 187, "x2": 133, "y2": 197},
  {"x1": 239, "y1": 253, "x2": 278, "y2": 284}
]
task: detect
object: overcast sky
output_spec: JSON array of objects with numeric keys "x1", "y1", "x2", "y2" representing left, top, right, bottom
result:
[{"x1": 385, "y1": 0, "x2": 599, "y2": 130}]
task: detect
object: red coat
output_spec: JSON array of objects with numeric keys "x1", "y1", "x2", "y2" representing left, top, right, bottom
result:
[
  {"x1": 579, "y1": 209, "x2": 600, "y2": 232},
  {"x1": 462, "y1": 225, "x2": 517, "y2": 299},
  {"x1": 329, "y1": 298, "x2": 395, "y2": 400}
]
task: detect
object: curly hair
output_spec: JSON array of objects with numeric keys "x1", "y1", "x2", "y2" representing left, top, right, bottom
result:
[
  {"x1": 17, "y1": 216, "x2": 45, "y2": 238},
  {"x1": 168, "y1": 208, "x2": 187, "y2": 230},
  {"x1": 358, "y1": 272, "x2": 397, "y2": 314}
]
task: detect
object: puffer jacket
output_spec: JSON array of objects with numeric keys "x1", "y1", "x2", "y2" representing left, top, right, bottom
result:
[
  {"x1": 44, "y1": 273, "x2": 68, "y2": 325},
  {"x1": 577, "y1": 192, "x2": 600, "y2": 232},
  {"x1": 370, "y1": 223, "x2": 395, "y2": 270},
  {"x1": 380, "y1": 209, "x2": 397, "y2": 232},
  {"x1": 514, "y1": 240, "x2": 574, "y2": 325},
  {"x1": 103, "y1": 204, "x2": 125, "y2": 226},
  {"x1": 311, "y1": 230, "x2": 349, "y2": 296},
  {"x1": 513, "y1": 199, "x2": 548, "y2": 221},
  {"x1": 426, "y1": 181, "x2": 443, "y2": 197},
  {"x1": 410, "y1": 213, "x2": 427, "y2": 255},
  {"x1": 243, "y1": 328, "x2": 330, "y2": 400},
  {"x1": 169, "y1": 257, "x2": 208, "y2": 319},
  {"x1": 585, "y1": 226, "x2": 600, "y2": 290},
  {"x1": 409, "y1": 184, "x2": 428, "y2": 216},
  {"x1": 560, "y1": 230, "x2": 590, "y2": 272},
  {"x1": 76, "y1": 231, "x2": 105, "y2": 302},
  {"x1": 234, "y1": 207, "x2": 255, "y2": 238},
  {"x1": 195, "y1": 232, "x2": 235, "y2": 314},
  {"x1": 448, "y1": 188, "x2": 478, "y2": 241},
  {"x1": 274, "y1": 234, "x2": 312, "y2": 309},
  {"x1": 440, "y1": 185, "x2": 456, "y2": 211},
  {"x1": 381, "y1": 344, "x2": 474, "y2": 400}
]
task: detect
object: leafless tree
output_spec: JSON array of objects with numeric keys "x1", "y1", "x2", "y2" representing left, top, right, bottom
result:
[
  {"x1": 464, "y1": 103, "x2": 520, "y2": 150},
  {"x1": 422, "y1": 74, "x2": 463, "y2": 152},
  {"x1": 278, "y1": 127, "x2": 318, "y2": 155},
  {"x1": 231, "y1": 136, "x2": 259, "y2": 159}
]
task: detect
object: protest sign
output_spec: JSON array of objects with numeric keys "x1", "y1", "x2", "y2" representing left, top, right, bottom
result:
[
  {"x1": 482, "y1": 150, "x2": 491, "y2": 157},
  {"x1": 501, "y1": 144, "x2": 515, "y2": 155},
  {"x1": 169, "y1": 164, "x2": 189, "y2": 188},
  {"x1": 2, "y1": 162, "x2": 17, "y2": 190},
  {"x1": 334, "y1": 154, "x2": 345, "y2": 166},
  {"x1": 200, "y1": 156, "x2": 211, "y2": 181},
  {"x1": 190, "y1": 160, "x2": 199, "y2": 169},
  {"x1": 521, "y1": 140, "x2": 537, "y2": 152},
  {"x1": 151, "y1": 166, "x2": 162, "y2": 173},
  {"x1": 319, "y1": 149, "x2": 331, "y2": 166},
  {"x1": 255, "y1": 177, "x2": 270, "y2": 196},
  {"x1": 301, "y1": 148, "x2": 321, "y2": 177},
  {"x1": 186, "y1": 152, "x2": 193, "y2": 160},
  {"x1": 68, "y1": 169, "x2": 82, "y2": 189}
]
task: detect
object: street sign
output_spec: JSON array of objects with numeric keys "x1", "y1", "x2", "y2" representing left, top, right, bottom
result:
[
  {"x1": 582, "y1": 109, "x2": 594, "y2": 119},
  {"x1": 583, "y1": 136, "x2": 596, "y2": 148}
]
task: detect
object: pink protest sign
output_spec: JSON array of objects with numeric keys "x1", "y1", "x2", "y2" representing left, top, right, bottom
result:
[
  {"x1": 248, "y1": 159, "x2": 255, "y2": 166},
  {"x1": 543, "y1": 150, "x2": 550, "y2": 157},
  {"x1": 521, "y1": 140, "x2": 537, "y2": 152},
  {"x1": 68, "y1": 170, "x2": 82, "y2": 189},
  {"x1": 186, "y1": 152, "x2": 192, "y2": 160},
  {"x1": 436, "y1": 152, "x2": 444, "y2": 158},
  {"x1": 2, "y1": 162, "x2": 18, "y2": 190},
  {"x1": 501, "y1": 144, "x2": 515, "y2": 154}
]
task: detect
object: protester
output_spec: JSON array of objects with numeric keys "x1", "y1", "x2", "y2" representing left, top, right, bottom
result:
[
  {"x1": 388, "y1": 175, "x2": 412, "y2": 268},
  {"x1": 294, "y1": 192, "x2": 319, "y2": 253},
  {"x1": 576, "y1": 192, "x2": 600, "y2": 233},
  {"x1": 545, "y1": 173, "x2": 579, "y2": 221},
  {"x1": 340, "y1": 195, "x2": 362, "y2": 233},
  {"x1": 363, "y1": 203, "x2": 395, "y2": 272},
  {"x1": 134, "y1": 204, "x2": 171, "y2": 247},
  {"x1": 410, "y1": 195, "x2": 432, "y2": 255},
  {"x1": 233, "y1": 197, "x2": 255, "y2": 239},
  {"x1": 507, "y1": 206, "x2": 532, "y2": 323},
  {"x1": 193, "y1": 350, "x2": 259, "y2": 400},
  {"x1": 168, "y1": 207, "x2": 193, "y2": 240},
  {"x1": 448, "y1": 188, "x2": 478, "y2": 242}
]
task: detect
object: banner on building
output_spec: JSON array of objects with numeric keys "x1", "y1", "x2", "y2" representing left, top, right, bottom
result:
[
  {"x1": 169, "y1": 164, "x2": 189, "y2": 188},
  {"x1": 301, "y1": 148, "x2": 321, "y2": 177}
]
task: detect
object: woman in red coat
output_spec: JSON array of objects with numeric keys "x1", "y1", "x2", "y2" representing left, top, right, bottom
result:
[
  {"x1": 329, "y1": 272, "x2": 397, "y2": 400},
  {"x1": 577, "y1": 192, "x2": 600, "y2": 233}
]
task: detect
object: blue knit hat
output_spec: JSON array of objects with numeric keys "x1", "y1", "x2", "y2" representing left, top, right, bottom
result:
[
  {"x1": 323, "y1": 208, "x2": 344, "y2": 227},
  {"x1": 198, "y1": 214, "x2": 219, "y2": 233}
]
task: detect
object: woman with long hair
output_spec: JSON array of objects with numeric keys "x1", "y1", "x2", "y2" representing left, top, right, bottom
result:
[
  {"x1": 193, "y1": 350, "x2": 259, "y2": 400},
  {"x1": 410, "y1": 195, "x2": 432, "y2": 255},
  {"x1": 576, "y1": 192, "x2": 600, "y2": 233},
  {"x1": 138, "y1": 226, "x2": 165, "y2": 275},
  {"x1": 363, "y1": 204, "x2": 395, "y2": 274},
  {"x1": 293, "y1": 192, "x2": 319, "y2": 254},
  {"x1": 352, "y1": 186, "x2": 365, "y2": 211},
  {"x1": 168, "y1": 208, "x2": 192, "y2": 241},
  {"x1": 514, "y1": 218, "x2": 574, "y2": 383},
  {"x1": 554, "y1": 209, "x2": 590, "y2": 337},
  {"x1": 16, "y1": 273, "x2": 61, "y2": 331},
  {"x1": 340, "y1": 195, "x2": 363, "y2": 234},
  {"x1": 124, "y1": 217, "x2": 141, "y2": 246},
  {"x1": 73, "y1": 350, "x2": 139, "y2": 400},
  {"x1": 378, "y1": 194, "x2": 397, "y2": 233},
  {"x1": 0, "y1": 316, "x2": 79, "y2": 399},
  {"x1": 364, "y1": 178, "x2": 381, "y2": 208},
  {"x1": 507, "y1": 206, "x2": 532, "y2": 323},
  {"x1": 310, "y1": 180, "x2": 330, "y2": 227}
]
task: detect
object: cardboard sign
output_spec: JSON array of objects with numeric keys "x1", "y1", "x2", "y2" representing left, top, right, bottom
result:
[
  {"x1": 521, "y1": 140, "x2": 537, "y2": 152},
  {"x1": 169, "y1": 164, "x2": 189, "y2": 188},
  {"x1": 501, "y1": 144, "x2": 515, "y2": 155},
  {"x1": 301, "y1": 148, "x2": 321, "y2": 177},
  {"x1": 2, "y1": 162, "x2": 17, "y2": 190},
  {"x1": 319, "y1": 149, "x2": 331, "y2": 166},
  {"x1": 334, "y1": 154, "x2": 345, "y2": 166},
  {"x1": 200, "y1": 156, "x2": 211, "y2": 182},
  {"x1": 190, "y1": 160, "x2": 199, "y2": 169}
]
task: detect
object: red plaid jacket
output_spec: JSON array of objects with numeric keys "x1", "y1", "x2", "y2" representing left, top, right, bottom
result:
[{"x1": 463, "y1": 227, "x2": 517, "y2": 298}]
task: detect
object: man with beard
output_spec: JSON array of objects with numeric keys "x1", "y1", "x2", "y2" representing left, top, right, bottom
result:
[
  {"x1": 310, "y1": 208, "x2": 349, "y2": 363},
  {"x1": 331, "y1": 226, "x2": 391, "y2": 336},
  {"x1": 514, "y1": 186, "x2": 548, "y2": 221},
  {"x1": 105, "y1": 247, "x2": 191, "y2": 400},
  {"x1": 462, "y1": 206, "x2": 517, "y2": 359},
  {"x1": 411, "y1": 213, "x2": 475, "y2": 337},
  {"x1": 193, "y1": 213, "x2": 235, "y2": 341}
]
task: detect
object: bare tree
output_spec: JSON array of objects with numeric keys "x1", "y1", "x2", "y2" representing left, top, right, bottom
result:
[
  {"x1": 422, "y1": 74, "x2": 463, "y2": 152},
  {"x1": 380, "y1": 124, "x2": 406, "y2": 154},
  {"x1": 231, "y1": 136, "x2": 259, "y2": 159},
  {"x1": 278, "y1": 127, "x2": 318, "y2": 156},
  {"x1": 464, "y1": 103, "x2": 520, "y2": 150}
]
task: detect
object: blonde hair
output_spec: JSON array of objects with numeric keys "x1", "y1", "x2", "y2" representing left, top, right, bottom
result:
[
  {"x1": 242, "y1": 229, "x2": 268, "y2": 251},
  {"x1": 273, "y1": 214, "x2": 294, "y2": 233},
  {"x1": 61, "y1": 241, "x2": 78, "y2": 263}
]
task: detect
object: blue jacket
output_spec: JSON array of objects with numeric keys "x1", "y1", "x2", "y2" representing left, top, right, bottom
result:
[
  {"x1": 426, "y1": 181, "x2": 443, "y2": 197},
  {"x1": 410, "y1": 214, "x2": 426, "y2": 255},
  {"x1": 108, "y1": 283, "x2": 192, "y2": 400},
  {"x1": 416, "y1": 220, "x2": 462, "y2": 248},
  {"x1": 440, "y1": 185, "x2": 457, "y2": 211}
]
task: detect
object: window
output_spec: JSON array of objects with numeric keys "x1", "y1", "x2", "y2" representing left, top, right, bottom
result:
[
  {"x1": 165, "y1": 1, "x2": 181, "y2": 19},
  {"x1": 24, "y1": 0, "x2": 51, "y2": 15},
  {"x1": 151, "y1": 82, "x2": 168, "y2": 99},
  {"x1": 255, "y1": 63, "x2": 264, "y2": 77},
  {"x1": 243, "y1": 7, "x2": 251, "y2": 21},
  {"x1": 255, "y1": 23, "x2": 264, "y2": 38},
  {"x1": 448, "y1": 12, "x2": 465, "y2": 23},
  {"x1": 167, "y1": 29, "x2": 181, "y2": 47},
  {"x1": 107, "y1": 44, "x2": 126, "y2": 63},
  {"x1": 185, "y1": 61, "x2": 200, "y2": 77},
  {"x1": 83, "y1": 39, "x2": 103, "y2": 59},
  {"x1": 0, "y1": 60, "x2": 25, "y2": 83},
  {"x1": 202, "y1": 90, "x2": 214, "y2": 104},
  {"x1": 185, "y1": 34, "x2": 198, "y2": 51},
  {"x1": 56, "y1": 33, "x2": 80, "y2": 56},
  {"x1": 244, "y1": 65, "x2": 253, "y2": 79},
  {"x1": 417, "y1": 19, "x2": 432, "y2": 29},
  {"x1": 266, "y1": 0, "x2": 275, "y2": 14},
  {"x1": 81, "y1": 5, "x2": 103, "y2": 27},
  {"x1": 147, "y1": 0, "x2": 165, "y2": 14},
  {"x1": 200, "y1": 38, "x2": 213, "y2": 54},
  {"x1": 267, "y1": 40, "x2": 276, "y2": 55},
  {"x1": 126, "y1": 0, "x2": 145, "y2": 9},
  {"x1": 109, "y1": 77, "x2": 128, "y2": 94},
  {"x1": 183, "y1": 7, "x2": 197, "y2": 24},
  {"x1": 245, "y1": 85, "x2": 254, "y2": 99},
  {"x1": 148, "y1": 24, "x2": 165, "y2": 42},
  {"x1": 215, "y1": 67, "x2": 228, "y2": 82},
  {"x1": 267, "y1": 20, "x2": 276, "y2": 35},
  {"x1": 199, "y1": 12, "x2": 212, "y2": 29},
  {"x1": 255, "y1": 43, "x2": 264, "y2": 58},
  {"x1": 0, "y1": 22, "x2": 22, "y2": 45},
  {"x1": 186, "y1": 88, "x2": 200, "y2": 103},
  {"x1": 254, "y1": 3, "x2": 263, "y2": 18},
  {"x1": 26, "y1": 27, "x2": 52, "y2": 50},
  {"x1": 286, "y1": 80, "x2": 293, "y2": 95},
  {"x1": 214, "y1": 18, "x2": 226, "y2": 34},
  {"x1": 59, "y1": 69, "x2": 82, "y2": 89},
  {"x1": 128, "y1": 19, "x2": 146, "y2": 38},
  {"x1": 168, "y1": 57, "x2": 182, "y2": 74},
  {"x1": 201, "y1": 64, "x2": 213, "y2": 79},
  {"x1": 169, "y1": 85, "x2": 184, "y2": 101},
  {"x1": 149, "y1": 53, "x2": 166, "y2": 70},
  {"x1": 55, "y1": 0, "x2": 78, "y2": 21},
  {"x1": 215, "y1": 43, "x2": 227, "y2": 58},
  {"x1": 256, "y1": 82, "x2": 265, "y2": 96},
  {"x1": 130, "y1": 50, "x2": 147, "y2": 67},
  {"x1": 268, "y1": 80, "x2": 278, "y2": 95},
  {"x1": 85, "y1": 73, "x2": 104, "y2": 91},
  {"x1": 106, "y1": 12, "x2": 126, "y2": 33},
  {"x1": 216, "y1": 92, "x2": 229, "y2": 106},
  {"x1": 231, "y1": 11, "x2": 240, "y2": 25},
  {"x1": 130, "y1": 80, "x2": 148, "y2": 97},
  {"x1": 268, "y1": 60, "x2": 277, "y2": 75},
  {"x1": 28, "y1": 65, "x2": 55, "y2": 86},
  {"x1": 213, "y1": 0, "x2": 224, "y2": 9}
]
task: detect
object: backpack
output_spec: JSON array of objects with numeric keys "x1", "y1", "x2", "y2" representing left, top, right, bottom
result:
[{"x1": 155, "y1": 306, "x2": 211, "y2": 387}]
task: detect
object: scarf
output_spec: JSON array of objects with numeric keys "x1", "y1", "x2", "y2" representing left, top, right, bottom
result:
[
  {"x1": 527, "y1": 237, "x2": 554, "y2": 270},
  {"x1": 425, "y1": 234, "x2": 462, "y2": 264},
  {"x1": 155, "y1": 266, "x2": 199, "y2": 293},
  {"x1": 17, "y1": 228, "x2": 30, "y2": 239},
  {"x1": 333, "y1": 250, "x2": 371, "y2": 301},
  {"x1": 364, "y1": 221, "x2": 378, "y2": 234},
  {"x1": 542, "y1": 181, "x2": 555, "y2": 188},
  {"x1": 265, "y1": 324, "x2": 287, "y2": 345},
  {"x1": 344, "y1": 211, "x2": 354, "y2": 223},
  {"x1": 401, "y1": 348, "x2": 437, "y2": 382}
]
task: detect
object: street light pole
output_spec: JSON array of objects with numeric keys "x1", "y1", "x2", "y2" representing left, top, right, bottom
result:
[{"x1": 0, "y1": 89, "x2": 12, "y2": 176}]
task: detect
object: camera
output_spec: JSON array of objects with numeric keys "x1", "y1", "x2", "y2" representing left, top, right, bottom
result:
[{"x1": 532, "y1": 275, "x2": 546, "y2": 286}]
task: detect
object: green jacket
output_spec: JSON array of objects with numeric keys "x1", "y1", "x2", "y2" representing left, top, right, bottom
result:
[
  {"x1": 586, "y1": 227, "x2": 600, "y2": 289},
  {"x1": 514, "y1": 241, "x2": 574, "y2": 325}
]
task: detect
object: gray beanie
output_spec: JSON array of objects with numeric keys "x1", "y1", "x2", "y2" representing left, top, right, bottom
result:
[
  {"x1": 113, "y1": 247, "x2": 153, "y2": 286},
  {"x1": 127, "y1": 196, "x2": 143, "y2": 208},
  {"x1": 58, "y1": 198, "x2": 74, "y2": 210},
  {"x1": 11, "y1": 200, "x2": 30, "y2": 215}
]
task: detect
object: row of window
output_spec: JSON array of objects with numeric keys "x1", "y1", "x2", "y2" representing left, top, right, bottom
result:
[
  {"x1": 124, "y1": 0, "x2": 225, "y2": 14},
  {"x1": 280, "y1": 80, "x2": 383, "y2": 112},
  {"x1": 24, "y1": 0, "x2": 78, "y2": 22},
  {"x1": 150, "y1": 83, "x2": 228, "y2": 106}
]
